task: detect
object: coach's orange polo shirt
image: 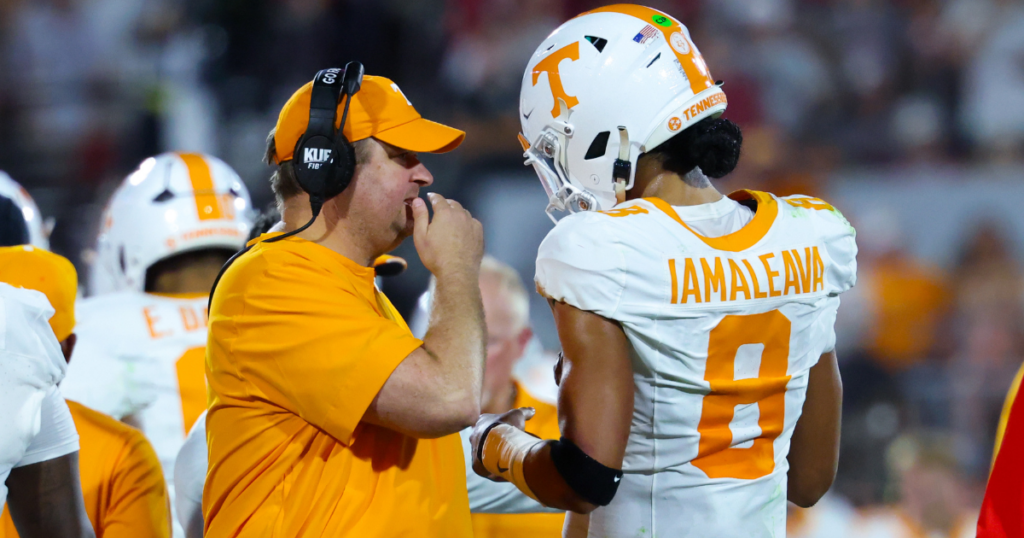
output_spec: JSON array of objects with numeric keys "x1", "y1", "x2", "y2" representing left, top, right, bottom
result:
[
  {"x1": 0, "y1": 400, "x2": 171, "y2": 538},
  {"x1": 203, "y1": 233, "x2": 471, "y2": 538},
  {"x1": 471, "y1": 383, "x2": 565, "y2": 538}
]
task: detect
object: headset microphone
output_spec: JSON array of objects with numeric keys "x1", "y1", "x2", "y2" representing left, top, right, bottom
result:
[{"x1": 343, "y1": 62, "x2": 364, "y2": 97}]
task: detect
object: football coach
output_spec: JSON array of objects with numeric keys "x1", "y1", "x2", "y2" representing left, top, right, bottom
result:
[{"x1": 204, "y1": 64, "x2": 485, "y2": 537}]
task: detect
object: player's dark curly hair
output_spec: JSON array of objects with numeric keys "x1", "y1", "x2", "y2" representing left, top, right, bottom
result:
[{"x1": 645, "y1": 117, "x2": 742, "y2": 180}]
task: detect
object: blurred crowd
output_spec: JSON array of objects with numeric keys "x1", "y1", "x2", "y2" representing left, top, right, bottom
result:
[{"x1": 3, "y1": 0, "x2": 1024, "y2": 536}]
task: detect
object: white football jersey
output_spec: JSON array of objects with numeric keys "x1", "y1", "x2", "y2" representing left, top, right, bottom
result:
[
  {"x1": 0, "y1": 283, "x2": 78, "y2": 508},
  {"x1": 60, "y1": 291, "x2": 209, "y2": 535},
  {"x1": 535, "y1": 190, "x2": 857, "y2": 538},
  {"x1": 174, "y1": 411, "x2": 206, "y2": 538}
]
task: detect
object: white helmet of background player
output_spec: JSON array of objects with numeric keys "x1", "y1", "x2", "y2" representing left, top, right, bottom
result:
[
  {"x1": 519, "y1": 4, "x2": 726, "y2": 219},
  {"x1": 91, "y1": 153, "x2": 255, "y2": 294},
  {"x1": 0, "y1": 170, "x2": 50, "y2": 249}
]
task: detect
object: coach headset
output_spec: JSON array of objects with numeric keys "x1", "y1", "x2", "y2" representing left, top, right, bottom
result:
[{"x1": 208, "y1": 62, "x2": 365, "y2": 307}]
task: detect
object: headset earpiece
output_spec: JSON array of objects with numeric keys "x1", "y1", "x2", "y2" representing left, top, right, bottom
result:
[
  {"x1": 291, "y1": 63, "x2": 364, "y2": 214},
  {"x1": 323, "y1": 133, "x2": 356, "y2": 201}
]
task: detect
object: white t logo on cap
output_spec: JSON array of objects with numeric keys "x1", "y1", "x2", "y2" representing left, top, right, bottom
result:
[{"x1": 390, "y1": 83, "x2": 412, "y2": 106}]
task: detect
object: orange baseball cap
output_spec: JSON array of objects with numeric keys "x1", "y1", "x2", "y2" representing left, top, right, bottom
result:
[
  {"x1": 0, "y1": 245, "x2": 77, "y2": 341},
  {"x1": 373, "y1": 254, "x2": 407, "y2": 277},
  {"x1": 273, "y1": 74, "x2": 465, "y2": 163}
]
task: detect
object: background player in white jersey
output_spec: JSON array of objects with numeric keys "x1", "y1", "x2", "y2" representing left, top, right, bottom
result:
[
  {"x1": 470, "y1": 4, "x2": 854, "y2": 538},
  {"x1": 59, "y1": 152, "x2": 254, "y2": 537},
  {"x1": 0, "y1": 209, "x2": 91, "y2": 538}
]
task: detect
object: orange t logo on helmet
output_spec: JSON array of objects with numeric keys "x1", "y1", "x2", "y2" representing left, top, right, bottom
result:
[{"x1": 532, "y1": 41, "x2": 581, "y2": 117}]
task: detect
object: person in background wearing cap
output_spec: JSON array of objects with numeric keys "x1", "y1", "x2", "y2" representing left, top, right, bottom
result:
[
  {"x1": 0, "y1": 245, "x2": 91, "y2": 538},
  {"x1": 204, "y1": 73, "x2": 484, "y2": 537},
  {"x1": 0, "y1": 246, "x2": 171, "y2": 538},
  {"x1": 407, "y1": 258, "x2": 564, "y2": 531}
]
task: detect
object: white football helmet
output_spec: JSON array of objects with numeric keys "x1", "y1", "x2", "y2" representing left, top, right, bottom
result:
[
  {"x1": 0, "y1": 170, "x2": 50, "y2": 249},
  {"x1": 91, "y1": 153, "x2": 255, "y2": 294},
  {"x1": 520, "y1": 4, "x2": 727, "y2": 219}
]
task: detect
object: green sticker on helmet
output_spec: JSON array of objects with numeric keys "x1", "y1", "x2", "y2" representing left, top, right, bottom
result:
[{"x1": 652, "y1": 14, "x2": 672, "y2": 27}]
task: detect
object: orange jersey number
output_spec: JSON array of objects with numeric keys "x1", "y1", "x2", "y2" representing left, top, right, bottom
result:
[
  {"x1": 599, "y1": 206, "x2": 649, "y2": 218},
  {"x1": 785, "y1": 197, "x2": 834, "y2": 211},
  {"x1": 175, "y1": 346, "x2": 207, "y2": 434},
  {"x1": 693, "y1": 310, "x2": 792, "y2": 479}
]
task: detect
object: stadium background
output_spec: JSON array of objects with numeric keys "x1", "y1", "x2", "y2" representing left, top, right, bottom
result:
[{"x1": 2, "y1": 0, "x2": 1022, "y2": 532}]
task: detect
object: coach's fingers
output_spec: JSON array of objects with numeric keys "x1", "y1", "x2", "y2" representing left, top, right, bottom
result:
[
  {"x1": 428, "y1": 192, "x2": 449, "y2": 213},
  {"x1": 411, "y1": 197, "x2": 429, "y2": 242},
  {"x1": 445, "y1": 198, "x2": 464, "y2": 211},
  {"x1": 502, "y1": 407, "x2": 535, "y2": 430}
]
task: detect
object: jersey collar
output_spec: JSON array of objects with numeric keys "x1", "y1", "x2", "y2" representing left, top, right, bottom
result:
[{"x1": 645, "y1": 190, "x2": 778, "y2": 252}]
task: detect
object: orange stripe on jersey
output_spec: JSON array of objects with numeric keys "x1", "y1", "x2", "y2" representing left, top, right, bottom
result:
[
  {"x1": 647, "y1": 190, "x2": 779, "y2": 252},
  {"x1": 175, "y1": 346, "x2": 207, "y2": 434},
  {"x1": 581, "y1": 4, "x2": 715, "y2": 96},
  {"x1": 178, "y1": 153, "x2": 224, "y2": 221}
]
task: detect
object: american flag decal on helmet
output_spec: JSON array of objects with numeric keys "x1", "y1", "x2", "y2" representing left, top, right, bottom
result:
[{"x1": 633, "y1": 25, "x2": 658, "y2": 44}]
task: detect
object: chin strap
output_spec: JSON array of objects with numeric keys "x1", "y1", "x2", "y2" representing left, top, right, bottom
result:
[
  {"x1": 613, "y1": 125, "x2": 632, "y2": 206},
  {"x1": 614, "y1": 180, "x2": 627, "y2": 205}
]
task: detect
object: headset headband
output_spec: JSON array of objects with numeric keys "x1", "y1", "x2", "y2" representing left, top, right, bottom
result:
[{"x1": 305, "y1": 68, "x2": 345, "y2": 142}]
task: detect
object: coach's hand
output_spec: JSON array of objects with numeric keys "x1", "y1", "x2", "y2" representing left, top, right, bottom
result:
[
  {"x1": 469, "y1": 407, "x2": 535, "y2": 480},
  {"x1": 411, "y1": 193, "x2": 483, "y2": 278}
]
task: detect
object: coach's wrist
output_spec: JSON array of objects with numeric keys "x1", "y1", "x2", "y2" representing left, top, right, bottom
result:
[{"x1": 433, "y1": 265, "x2": 482, "y2": 289}]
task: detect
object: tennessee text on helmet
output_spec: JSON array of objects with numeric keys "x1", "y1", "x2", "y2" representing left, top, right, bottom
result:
[{"x1": 91, "y1": 153, "x2": 255, "y2": 295}]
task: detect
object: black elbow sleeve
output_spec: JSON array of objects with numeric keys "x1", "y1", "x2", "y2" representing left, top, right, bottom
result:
[{"x1": 550, "y1": 437, "x2": 623, "y2": 506}]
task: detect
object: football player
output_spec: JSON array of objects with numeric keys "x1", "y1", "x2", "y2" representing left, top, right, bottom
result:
[
  {"x1": 0, "y1": 246, "x2": 170, "y2": 538},
  {"x1": 470, "y1": 5, "x2": 856, "y2": 537},
  {"x1": 0, "y1": 210, "x2": 91, "y2": 538},
  {"x1": 59, "y1": 153, "x2": 254, "y2": 537}
]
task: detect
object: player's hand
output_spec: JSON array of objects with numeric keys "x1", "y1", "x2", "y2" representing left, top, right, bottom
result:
[
  {"x1": 411, "y1": 193, "x2": 483, "y2": 279},
  {"x1": 470, "y1": 407, "x2": 536, "y2": 481}
]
